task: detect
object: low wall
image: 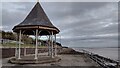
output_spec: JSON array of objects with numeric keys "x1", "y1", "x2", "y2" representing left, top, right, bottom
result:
[
  {"x1": 2, "y1": 48, "x2": 15, "y2": 58},
  {"x1": 2, "y1": 48, "x2": 48, "y2": 58},
  {"x1": 2, "y1": 48, "x2": 62, "y2": 58}
]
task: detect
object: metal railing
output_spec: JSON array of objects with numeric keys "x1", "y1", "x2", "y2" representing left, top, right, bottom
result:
[{"x1": 82, "y1": 49, "x2": 119, "y2": 68}]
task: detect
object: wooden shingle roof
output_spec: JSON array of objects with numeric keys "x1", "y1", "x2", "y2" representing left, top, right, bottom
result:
[{"x1": 13, "y1": 2, "x2": 59, "y2": 35}]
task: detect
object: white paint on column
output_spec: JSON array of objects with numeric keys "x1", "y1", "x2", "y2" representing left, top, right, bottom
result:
[
  {"x1": 54, "y1": 34, "x2": 57, "y2": 56},
  {"x1": 24, "y1": 47, "x2": 26, "y2": 56},
  {"x1": 15, "y1": 47, "x2": 18, "y2": 58},
  {"x1": 15, "y1": 34, "x2": 18, "y2": 58},
  {"x1": 35, "y1": 29, "x2": 38, "y2": 59},
  {"x1": 51, "y1": 31, "x2": 54, "y2": 58},
  {"x1": 18, "y1": 30, "x2": 21, "y2": 59},
  {"x1": 48, "y1": 35, "x2": 51, "y2": 56}
]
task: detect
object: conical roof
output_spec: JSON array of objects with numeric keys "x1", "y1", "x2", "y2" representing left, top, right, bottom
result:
[
  {"x1": 19, "y1": 2, "x2": 55, "y2": 27},
  {"x1": 13, "y1": 2, "x2": 59, "y2": 35}
]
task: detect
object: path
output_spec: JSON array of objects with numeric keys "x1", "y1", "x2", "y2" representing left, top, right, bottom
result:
[{"x1": 2, "y1": 53, "x2": 100, "y2": 67}]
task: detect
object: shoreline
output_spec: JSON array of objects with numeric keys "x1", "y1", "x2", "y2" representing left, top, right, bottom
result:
[
  {"x1": 72, "y1": 47, "x2": 119, "y2": 61},
  {"x1": 1, "y1": 47, "x2": 119, "y2": 67},
  {"x1": 58, "y1": 47, "x2": 119, "y2": 67},
  {"x1": 71, "y1": 48, "x2": 119, "y2": 67}
]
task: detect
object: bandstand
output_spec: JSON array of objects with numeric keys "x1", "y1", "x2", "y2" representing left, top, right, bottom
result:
[{"x1": 11, "y1": 1, "x2": 60, "y2": 64}]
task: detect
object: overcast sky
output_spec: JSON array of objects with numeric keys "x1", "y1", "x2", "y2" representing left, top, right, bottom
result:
[{"x1": 1, "y1": 2, "x2": 118, "y2": 47}]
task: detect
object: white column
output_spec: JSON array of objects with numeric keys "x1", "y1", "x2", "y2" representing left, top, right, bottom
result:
[
  {"x1": 48, "y1": 35, "x2": 50, "y2": 56},
  {"x1": 24, "y1": 35, "x2": 27, "y2": 56},
  {"x1": 15, "y1": 34, "x2": 18, "y2": 58},
  {"x1": 18, "y1": 30, "x2": 21, "y2": 59},
  {"x1": 54, "y1": 34, "x2": 57, "y2": 56},
  {"x1": 24, "y1": 47, "x2": 26, "y2": 56},
  {"x1": 51, "y1": 31, "x2": 54, "y2": 58},
  {"x1": 15, "y1": 47, "x2": 18, "y2": 58},
  {"x1": 50, "y1": 35, "x2": 52, "y2": 56},
  {"x1": 35, "y1": 29, "x2": 38, "y2": 59}
]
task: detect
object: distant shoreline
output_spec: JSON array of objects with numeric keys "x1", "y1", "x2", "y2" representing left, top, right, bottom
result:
[{"x1": 70, "y1": 47, "x2": 119, "y2": 48}]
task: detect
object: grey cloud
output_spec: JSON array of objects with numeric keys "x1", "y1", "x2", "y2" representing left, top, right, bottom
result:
[
  {"x1": 2, "y1": 2, "x2": 35, "y2": 31},
  {"x1": 2, "y1": 2, "x2": 118, "y2": 47}
]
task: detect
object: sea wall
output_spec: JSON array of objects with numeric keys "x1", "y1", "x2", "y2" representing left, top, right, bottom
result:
[{"x1": 58, "y1": 47, "x2": 84, "y2": 55}]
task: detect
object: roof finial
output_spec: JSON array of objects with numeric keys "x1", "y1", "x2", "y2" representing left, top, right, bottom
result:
[{"x1": 37, "y1": 0, "x2": 39, "y2": 2}]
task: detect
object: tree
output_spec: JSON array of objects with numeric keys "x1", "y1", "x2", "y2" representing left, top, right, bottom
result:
[
  {"x1": 22, "y1": 35, "x2": 33, "y2": 44},
  {"x1": 2, "y1": 31, "x2": 5, "y2": 39}
]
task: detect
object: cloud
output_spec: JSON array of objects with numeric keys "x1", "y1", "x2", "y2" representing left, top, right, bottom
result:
[
  {"x1": 2, "y1": 2, "x2": 35, "y2": 31},
  {"x1": 2, "y1": 2, "x2": 118, "y2": 47},
  {"x1": 1, "y1": 0, "x2": 119, "y2": 2},
  {"x1": 0, "y1": 26, "x2": 8, "y2": 30}
]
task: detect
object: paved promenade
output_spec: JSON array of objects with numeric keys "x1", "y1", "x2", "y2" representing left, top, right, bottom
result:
[{"x1": 2, "y1": 53, "x2": 99, "y2": 67}]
